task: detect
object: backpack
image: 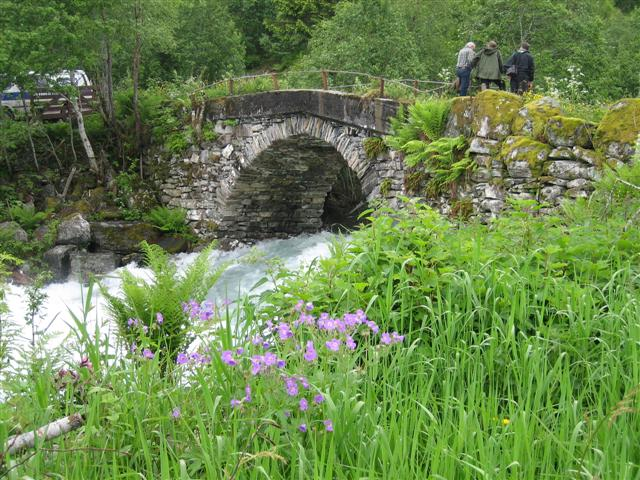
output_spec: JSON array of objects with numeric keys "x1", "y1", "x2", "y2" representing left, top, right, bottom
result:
[{"x1": 505, "y1": 52, "x2": 521, "y2": 77}]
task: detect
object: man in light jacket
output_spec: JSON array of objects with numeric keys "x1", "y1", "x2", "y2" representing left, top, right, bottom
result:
[{"x1": 456, "y1": 42, "x2": 476, "y2": 96}]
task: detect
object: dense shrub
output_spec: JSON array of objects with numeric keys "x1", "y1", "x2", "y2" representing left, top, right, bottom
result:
[
  {"x1": 144, "y1": 206, "x2": 189, "y2": 234},
  {"x1": 101, "y1": 242, "x2": 225, "y2": 365}
]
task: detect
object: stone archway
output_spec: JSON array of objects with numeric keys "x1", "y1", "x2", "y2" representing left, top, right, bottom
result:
[{"x1": 216, "y1": 133, "x2": 366, "y2": 240}]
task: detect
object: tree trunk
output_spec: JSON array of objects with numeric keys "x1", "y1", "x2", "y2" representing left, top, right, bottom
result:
[
  {"x1": 20, "y1": 92, "x2": 39, "y2": 172},
  {"x1": 2, "y1": 413, "x2": 84, "y2": 460},
  {"x1": 69, "y1": 97, "x2": 99, "y2": 176},
  {"x1": 132, "y1": 0, "x2": 143, "y2": 156}
]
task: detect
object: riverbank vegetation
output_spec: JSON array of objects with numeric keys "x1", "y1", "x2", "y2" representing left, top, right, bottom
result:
[{"x1": 1, "y1": 154, "x2": 639, "y2": 478}]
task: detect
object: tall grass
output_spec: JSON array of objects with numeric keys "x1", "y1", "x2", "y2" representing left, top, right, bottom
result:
[{"x1": 1, "y1": 169, "x2": 639, "y2": 478}]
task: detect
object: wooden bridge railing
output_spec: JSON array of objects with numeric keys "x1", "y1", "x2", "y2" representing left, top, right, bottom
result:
[{"x1": 192, "y1": 69, "x2": 450, "y2": 100}]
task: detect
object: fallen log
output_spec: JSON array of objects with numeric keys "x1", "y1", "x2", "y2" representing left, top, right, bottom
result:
[{"x1": 2, "y1": 413, "x2": 84, "y2": 461}]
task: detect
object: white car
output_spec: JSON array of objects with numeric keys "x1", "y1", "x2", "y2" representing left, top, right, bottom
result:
[{"x1": 1, "y1": 69, "x2": 94, "y2": 120}]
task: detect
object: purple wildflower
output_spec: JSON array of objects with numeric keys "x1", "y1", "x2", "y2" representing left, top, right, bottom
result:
[
  {"x1": 298, "y1": 376, "x2": 310, "y2": 389},
  {"x1": 127, "y1": 318, "x2": 138, "y2": 328},
  {"x1": 172, "y1": 407, "x2": 181, "y2": 419},
  {"x1": 230, "y1": 399, "x2": 241, "y2": 408},
  {"x1": 381, "y1": 332, "x2": 392, "y2": 345},
  {"x1": 221, "y1": 350, "x2": 237, "y2": 366},
  {"x1": 244, "y1": 384, "x2": 252, "y2": 402},
  {"x1": 295, "y1": 300, "x2": 304, "y2": 312},
  {"x1": 130, "y1": 342, "x2": 137, "y2": 353},
  {"x1": 313, "y1": 394, "x2": 324, "y2": 404},
  {"x1": 176, "y1": 353, "x2": 189, "y2": 365},
  {"x1": 367, "y1": 320, "x2": 379, "y2": 334},
  {"x1": 392, "y1": 332, "x2": 405, "y2": 343},
  {"x1": 284, "y1": 377, "x2": 299, "y2": 396},
  {"x1": 236, "y1": 347, "x2": 245, "y2": 355},
  {"x1": 345, "y1": 335, "x2": 357, "y2": 350},
  {"x1": 325, "y1": 338, "x2": 341, "y2": 352},
  {"x1": 276, "y1": 359, "x2": 286, "y2": 368},
  {"x1": 142, "y1": 325, "x2": 148, "y2": 334},
  {"x1": 156, "y1": 312, "x2": 164, "y2": 325},
  {"x1": 305, "y1": 302, "x2": 314, "y2": 311},
  {"x1": 277, "y1": 323, "x2": 294, "y2": 341},
  {"x1": 263, "y1": 351, "x2": 278, "y2": 366},
  {"x1": 323, "y1": 419, "x2": 334, "y2": 432},
  {"x1": 299, "y1": 423, "x2": 307, "y2": 433},
  {"x1": 303, "y1": 341, "x2": 317, "y2": 362},
  {"x1": 250, "y1": 356, "x2": 263, "y2": 375},
  {"x1": 142, "y1": 348, "x2": 154, "y2": 360},
  {"x1": 79, "y1": 356, "x2": 93, "y2": 371},
  {"x1": 299, "y1": 398, "x2": 309, "y2": 411}
]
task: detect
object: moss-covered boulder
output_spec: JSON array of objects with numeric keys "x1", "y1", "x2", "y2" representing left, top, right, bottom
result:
[
  {"x1": 594, "y1": 98, "x2": 640, "y2": 161},
  {"x1": 0, "y1": 221, "x2": 28, "y2": 242},
  {"x1": 90, "y1": 221, "x2": 162, "y2": 254},
  {"x1": 444, "y1": 96, "x2": 474, "y2": 137},
  {"x1": 500, "y1": 135, "x2": 551, "y2": 178},
  {"x1": 512, "y1": 97, "x2": 562, "y2": 139},
  {"x1": 472, "y1": 90, "x2": 522, "y2": 140},
  {"x1": 546, "y1": 116, "x2": 596, "y2": 148}
]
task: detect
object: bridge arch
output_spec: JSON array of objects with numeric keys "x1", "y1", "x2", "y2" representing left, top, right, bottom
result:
[
  {"x1": 216, "y1": 115, "x2": 373, "y2": 240},
  {"x1": 161, "y1": 90, "x2": 405, "y2": 242}
]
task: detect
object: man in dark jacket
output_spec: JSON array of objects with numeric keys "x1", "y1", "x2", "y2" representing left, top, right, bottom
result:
[
  {"x1": 473, "y1": 41, "x2": 504, "y2": 91},
  {"x1": 505, "y1": 42, "x2": 535, "y2": 94}
]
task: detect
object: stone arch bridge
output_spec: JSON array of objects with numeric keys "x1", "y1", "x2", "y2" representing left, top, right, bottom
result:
[{"x1": 160, "y1": 90, "x2": 404, "y2": 242}]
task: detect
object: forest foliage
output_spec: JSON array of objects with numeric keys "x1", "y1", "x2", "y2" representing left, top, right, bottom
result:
[{"x1": 1, "y1": 0, "x2": 638, "y2": 99}]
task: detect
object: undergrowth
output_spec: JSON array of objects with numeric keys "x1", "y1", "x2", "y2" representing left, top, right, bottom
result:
[{"x1": 0, "y1": 161, "x2": 639, "y2": 479}]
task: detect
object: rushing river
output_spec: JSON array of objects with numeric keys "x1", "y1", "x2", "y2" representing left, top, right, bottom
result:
[{"x1": 4, "y1": 232, "x2": 336, "y2": 354}]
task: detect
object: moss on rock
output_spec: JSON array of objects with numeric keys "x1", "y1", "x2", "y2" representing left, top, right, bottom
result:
[
  {"x1": 546, "y1": 116, "x2": 596, "y2": 148},
  {"x1": 512, "y1": 97, "x2": 563, "y2": 140},
  {"x1": 444, "y1": 96, "x2": 474, "y2": 137},
  {"x1": 472, "y1": 90, "x2": 523, "y2": 140},
  {"x1": 500, "y1": 135, "x2": 551, "y2": 177},
  {"x1": 594, "y1": 98, "x2": 640, "y2": 160}
]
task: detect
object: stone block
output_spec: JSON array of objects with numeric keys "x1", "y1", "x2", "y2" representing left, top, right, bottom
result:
[
  {"x1": 43, "y1": 245, "x2": 77, "y2": 282},
  {"x1": 70, "y1": 251, "x2": 120, "y2": 283},
  {"x1": 545, "y1": 115, "x2": 595, "y2": 148},
  {"x1": 594, "y1": 98, "x2": 640, "y2": 161},
  {"x1": 56, "y1": 213, "x2": 91, "y2": 246}
]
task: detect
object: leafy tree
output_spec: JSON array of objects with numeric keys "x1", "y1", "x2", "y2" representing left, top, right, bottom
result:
[
  {"x1": 299, "y1": 0, "x2": 421, "y2": 78},
  {"x1": 226, "y1": 0, "x2": 276, "y2": 68},
  {"x1": 264, "y1": 0, "x2": 340, "y2": 65},
  {"x1": 173, "y1": 0, "x2": 245, "y2": 82}
]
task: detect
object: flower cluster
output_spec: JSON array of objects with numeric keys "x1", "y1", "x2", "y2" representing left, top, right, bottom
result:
[
  {"x1": 182, "y1": 300, "x2": 216, "y2": 322},
  {"x1": 172, "y1": 300, "x2": 405, "y2": 435}
]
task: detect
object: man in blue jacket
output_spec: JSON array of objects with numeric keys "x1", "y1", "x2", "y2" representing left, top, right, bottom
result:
[{"x1": 505, "y1": 42, "x2": 535, "y2": 94}]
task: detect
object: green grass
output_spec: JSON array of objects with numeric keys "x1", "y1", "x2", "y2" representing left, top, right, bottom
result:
[{"x1": 1, "y1": 168, "x2": 640, "y2": 478}]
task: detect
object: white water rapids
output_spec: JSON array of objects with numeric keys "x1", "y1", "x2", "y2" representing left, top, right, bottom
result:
[{"x1": 4, "y1": 232, "x2": 336, "y2": 355}]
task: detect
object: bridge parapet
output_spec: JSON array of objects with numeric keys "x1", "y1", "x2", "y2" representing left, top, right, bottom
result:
[{"x1": 205, "y1": 90, "x2": 402, "y2": 134}]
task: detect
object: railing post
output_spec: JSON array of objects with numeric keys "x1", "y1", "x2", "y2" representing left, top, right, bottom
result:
[
  {"x1": 413, "y1": 80, "x2": 419, "y2": 93},
  {"x1": 321, "y1": 70, "x2": 328, "y2": 90},
  {"x1": 228, "y1": 78, "x2": 234, "y2": 96},
  {"x1": 379, "y1": 77, "x2": 385, "y2": 98},
  {"x1": 272, "y1": 73, "x2": 280, "y2": 90}
]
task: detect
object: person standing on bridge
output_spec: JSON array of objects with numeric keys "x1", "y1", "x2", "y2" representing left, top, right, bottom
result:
[
  {"x1": 473, "y1": 41, "x2": 505, "y2": 91},
  {"x1": 504, "y1": 42, "x2": 535, "y2": 94},
  {"x1": 456, "y1": 42, "x2": 476, "y2": 96}
]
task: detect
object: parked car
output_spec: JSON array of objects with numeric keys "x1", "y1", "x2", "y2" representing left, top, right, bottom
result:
[{"x1": 1, "y1": 69, "x2": 94, "y2": 120}]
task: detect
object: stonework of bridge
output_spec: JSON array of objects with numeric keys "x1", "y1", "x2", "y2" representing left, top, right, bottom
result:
[{"x1": 160, "y1": 90, "x2": 405, "y2": 242}]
